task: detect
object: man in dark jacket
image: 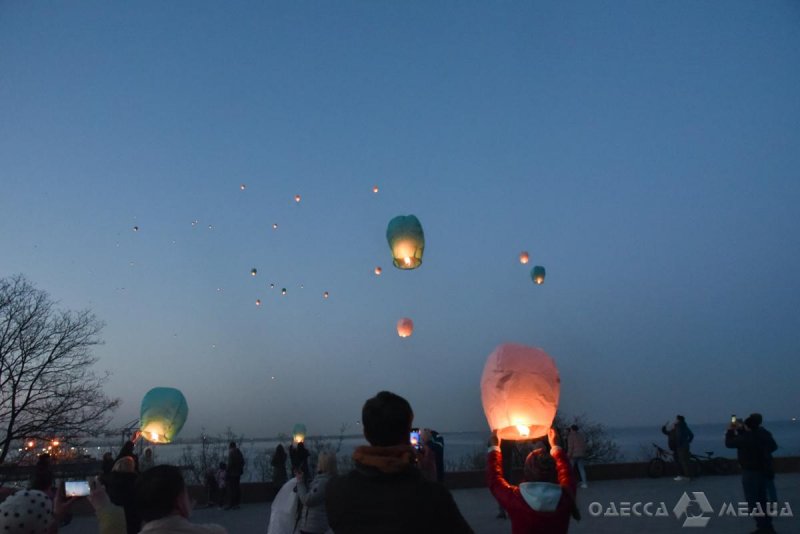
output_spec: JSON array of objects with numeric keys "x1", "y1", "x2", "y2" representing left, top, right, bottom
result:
[
  {"x1": 225, "y1": 441, "x2": 245, "y2": 510},
  {"x1": 325, "y1": 391, "x2": 473, "y2": 533},
  {"x1": 725, "y1": 413, "x2": 778, "y2": 534},
  {"x1": 663, "y1": 415, "x2": 694, "y2": 480}
]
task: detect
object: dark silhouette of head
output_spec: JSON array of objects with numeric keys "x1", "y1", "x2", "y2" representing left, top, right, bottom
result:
[
  {"x1": 229, "y1": 441, "x2": 237, "y2": 449},
  {"x1": 362, "y1": 391, "x2": 414, "y2": 447},
  {"x1": 523, "y1": 447, "x2": 556, "y2": 483},
  {"x1": 745, "y1": 413, "x2": 763, "y2": 429},
  {"x1": 676, "y1": 415, "x2": 685, "y2": 423},
  {"x1": 570, "y1": 424, "x2": 579, "y2": 432},
  {"x1": 136, "y1": 465, "x2": 188, "y2": 522}
]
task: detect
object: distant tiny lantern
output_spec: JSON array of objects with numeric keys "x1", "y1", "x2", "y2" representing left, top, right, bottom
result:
[
  {"x1": 373, "y1": 185, "x2": 379, "y2": 193},
  {"x1": 240, "y1": 184, "x2": 246, "y2": 191},
  {"x1": 480, "y1": 343, "x2": 560, "y2": 441},
  {"x1": 519, "y1": 252, "x2": 529, "y2": 264},
  {"x1": 386, "y1": 215, "x2": 425, "y2": 269},
  {"x1": 132, "y1": 226, "x2": 139, "y2": 232},
  {"x1": 531, "y1": 266, "x2": 546, "y2": 285},
  {"x1": 251, "y1": 268, "x2": 257, "y2": 276},
  {"x1": 374, "y1": 266, "x2": 382, "y2": 276},
  {"x1": 396, "y1": 318, "x2": 414, "y2": 338},
  {"x1": 140, "y1": 387, "x2": 189, "y2": 444},
  {"x1": 294, "y1": 194, "x2": 301, "y2": 203},
  {"x1": 255, "y1": 299, "x2": 261, "y2": 306},
  {"x1": 293, "y1": 424, "x2": 307, "y2": 444},
  {"x1": 323, "y1": 291, "x2": 329, "y2": 299},
  {"x1": 272, "y1": 223, "x2": 278, "y2": 230},
  {"x1": 281, "y1": 288, "x2": 287, "y2": 295},
  {"x1": 270, "y1": 283, "x2": 275, "y2": 289}
]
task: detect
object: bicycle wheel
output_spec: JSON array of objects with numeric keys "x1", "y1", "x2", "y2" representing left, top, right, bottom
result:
[
  {"x1": 648, "y1": 458, "x2": 665, "y2": 478},
  {"x1": 712, "y1": 457, "x2": 734, "y2": 475}
]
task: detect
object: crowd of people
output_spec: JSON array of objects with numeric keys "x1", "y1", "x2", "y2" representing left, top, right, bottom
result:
[{"x1": 0, "y1": 395, "x2": 783, "y2": 534}]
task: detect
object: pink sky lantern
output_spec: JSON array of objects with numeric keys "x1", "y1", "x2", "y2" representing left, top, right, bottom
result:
[
  {"x1": 519, "y1": 251, "x2": 529, "y2": 264},
  {"x1": 396, "y1": 318, "x2": 414, "y2": 338},
  {"x1": 480, "y1": 343, "x2": 560, "y2": 440}
]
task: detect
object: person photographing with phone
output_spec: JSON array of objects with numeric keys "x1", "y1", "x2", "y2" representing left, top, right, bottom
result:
[{"x1": 726, "y1": 413, "x2": 778, "y2": 534}]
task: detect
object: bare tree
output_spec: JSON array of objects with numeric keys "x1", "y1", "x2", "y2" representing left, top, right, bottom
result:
[{"x1": 0, "y1": 274, "x2": 119, "y2": 463}]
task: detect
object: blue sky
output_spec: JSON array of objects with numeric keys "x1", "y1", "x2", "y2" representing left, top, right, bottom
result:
[{"x1": 1, "y1": 1, "x2": 799, "y2": 438}]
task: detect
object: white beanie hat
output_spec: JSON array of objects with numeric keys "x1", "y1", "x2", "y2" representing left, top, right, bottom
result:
[{"x1": 0, "y1": 490, "x2": 54, "y2": 534}]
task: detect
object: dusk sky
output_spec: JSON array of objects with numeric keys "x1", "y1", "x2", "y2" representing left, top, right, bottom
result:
[{"x1": 1, "y1": 1, "x2": 798, "y2": 440}]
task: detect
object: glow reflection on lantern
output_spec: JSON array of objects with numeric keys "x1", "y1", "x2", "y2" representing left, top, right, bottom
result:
[
  {"x1": 531, "y1": 266, "x2": 546, "y2": 285},
  {"x1": 292, "y1": 423, "x2": 307, "y2": 444},
  {"x1": 386, "y1": 215, "x2": 424, "y2": 270},
  {"x1": 480, "y1": 343, "x2": 560, "y2": 441},
  {"x1": 396, "y1": 318, "x2": 414, "y2": 338},
  {"x1": 140, "y1": 387, "x2": 189, "y2": 444},
  {"x1": 519, "y1": 252, "x2": 529, "y2": 264}
]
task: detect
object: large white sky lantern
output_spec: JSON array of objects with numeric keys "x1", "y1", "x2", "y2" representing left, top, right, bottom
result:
[{"x1": 480, "y1": 343, "x2": 560, "y2": 440}]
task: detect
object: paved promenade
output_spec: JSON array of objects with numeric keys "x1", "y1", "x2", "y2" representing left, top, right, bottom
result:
[{"x1": 65, "y1": 473, "x2": 798, "y2": 533}]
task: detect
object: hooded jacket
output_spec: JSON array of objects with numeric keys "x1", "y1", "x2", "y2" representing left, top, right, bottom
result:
[
  {"x1": 487, "y1": 445, "x2": 576, "y2": 534},
  {"x1": 325, "y1": 445, "x2": 473, "y2": 534},
  {"x1": 296, "y1": 472, "x2": 332, "y2": 534}
]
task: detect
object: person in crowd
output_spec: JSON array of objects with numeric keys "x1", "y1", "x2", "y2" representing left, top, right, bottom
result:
[
  {"x1": 726, "y1": 413, "x2": 778, "y2": 534},
  {"x1": 139, "y1": 447, "x2": 155, "y2": 472},
  {"x1": 0, "y1": 489, "x2": 73, "y2": 534},
  {"x1": 29, "y1": 453, "x2": 56, "y2": 500},
  {"x1": 487, "y1": 427, "x2": 579, "y2": 534},
  {"x1": 290, "y1": 441, "x2": 311, "y2": 485},
  {"x1": 325, "y1": 390, "x2": 473, "y2": 533},
  {"x1": 107, "y1": 456, "x2": 141, "y2": 534},
  {"x1": 673, "y1": 415, "x2": 694, "y2": 480},
  {"x1": 87, "y1": 476, "x2": 127, "y2": 534},
  {"x1": 271, "y1": 444, "x2": 288, "y2": 490},
  {"x1": 224, "y1": 442, "x2": 245, "y2": 510},
  {"x1": 295, "y1": 451, "x2": 338, "y2": 534},
  {"x1": 116, "y1": 431, "x2": 141, "y2": 472},
  {"x1": 418, "y1": 429, "x2": 438, "y2": 482},
  {"x1": 495, "y1": 438, "x2": 516, "y2": 520},
  {"x1": 135, "y1": 465, "x2": 227, "y2": 533},
  {"x1": 100, "y1": 452, "x2": 115, "y2": 485},
  {"x1": 566, "y1": 424, "x2": 588, "y2": 488},
  {"x1": 430, "y1": 430, "x2": 445, "y2": 483}
]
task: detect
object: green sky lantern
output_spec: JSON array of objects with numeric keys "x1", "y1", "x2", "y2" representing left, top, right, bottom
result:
[
  {"x1": 140, "y1": 387, "x2": 189, "y2": 444},
  {"x1": 386, "y1": 215, "x2": 425, "y2": 269},
  {"x1": 531, "y1": 266, "x2": 546, "y2": 285},
  {"x1": 293, "y1": 423, "x2": 307, "y2": 443}
]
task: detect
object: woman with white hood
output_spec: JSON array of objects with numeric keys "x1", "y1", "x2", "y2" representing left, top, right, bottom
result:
[{"x1": 487, "y1": 428, "x2": 580, "y2": 533}]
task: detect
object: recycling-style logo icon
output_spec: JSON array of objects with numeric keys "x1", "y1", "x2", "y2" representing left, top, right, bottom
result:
[{"x1": 673, "y1": 491, "x2": 713, "y2": 528}]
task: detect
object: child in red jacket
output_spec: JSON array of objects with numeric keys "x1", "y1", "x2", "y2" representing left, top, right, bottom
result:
[{"x1": 487, "y1": 428, "x2": 579, "y2": 534}]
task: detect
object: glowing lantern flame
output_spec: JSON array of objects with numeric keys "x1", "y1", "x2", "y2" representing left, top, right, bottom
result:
[
  {"x1": 272, "y1": 223, "x2": 278, "y2": 230},
  {"x1": 251, "y1": 268, "x2": 257, "y2": 276},
  {"x1": 281, "y1": 288, "x2": 287, "y2": 295},
  {"x1": 27, "y1": 441, "x2": 34, "y2": 448},
  {"x1": 295, "y1": 194, "x2": 301, "y2": 203},
  {"x1": 373, "y1": 185, "x2": 379, "y2": 193},
  {"x1": 531, "y1": 266, "x2": 546, "y2": 285},
  {"x1": 150, "y1": 431, "x2": 159, "y2": 441},
  {"x1": 293, "y1": 423, "x2": 307, "y2": 444},
  {"x1": 323, "y1": 291, "x2": 329, "y2": 299},
  {"x1": 386, "y1": 215, "x2": 425, "y2": 270},
  {"x1": 397, "y1": 318, "x2": 414, "y2": 338},
  {"x1": 519, "y1": 252, "x2": 529, "y2": 264},
  {"x1": 516, "y1": 425, "x2": 530, "y2": 437},
  {"x1": 374, "y1": 266, "x2": 382, "y2": 276},
  {"x1": 255, "y1": 299, "x2": 261, "y2": 306},
  {"x1": 240, "y1": 184, "x2": 246, "y2": 191}
]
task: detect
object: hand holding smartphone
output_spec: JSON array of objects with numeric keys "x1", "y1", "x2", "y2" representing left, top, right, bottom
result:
[{"x1": 64, "y1": 480, "x2": 91, "y2": 497}]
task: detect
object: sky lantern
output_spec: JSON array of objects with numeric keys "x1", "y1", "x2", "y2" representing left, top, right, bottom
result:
[
  {"x1": 323, "y1": 291, "x2": 329, "y2": 299},
  {"x1": 373, "y1": 185, "x2": 379, "y2": 193},
  {"x1": 374, "y1": 266, "x2": 382, "y2": 276},
  {"x1": 294, "y1": 194, "x2": 301, "y2": 203},
  {"x1": 293, "y1": 423, "x2": 307, "y2": 444},
  {"x1": 140, "y1": 387, "x2": 189, "y2": 444},
  {"x1": 519, "y1": 251, "x2": 529, "y2": 264},
  {"x1": 240, "y1": 184, "x2": 246, "y2": 191},
  {"x1": 386, "y1": 215, "x2": 424, "y2": 269},
  {"x1": 396, "y1": 318, "x2": 414, "y2": 338},
  {"x1": 480, "y1": 343, "x2": 560, "y2": 441},
  {"x1": 281, "y1": 288, "x2": 287, "y2": 295},
  {"x1": 132, "y1": 226, "x2": 139, "y2": 232},
  {"x1": 531, "y1": 266, "x2": 546, "y2": 285},
  {"x1": 255, "y1": 299, "x2": 261, "y2": 306},
  {"x1": 272, "y1": 223, "x2": 278, "y2": 230},
  {"x1": 251, "y1": 268, "x2": 257, "y2": 276}
]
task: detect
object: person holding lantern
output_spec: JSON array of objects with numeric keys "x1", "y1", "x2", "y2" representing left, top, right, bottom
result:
[
  {"x1": 325, "y1": 391, "x2": 472, "y2": 533},
  {"x1": 487, "y1": 427, "x2": 579, "y2": 534}
]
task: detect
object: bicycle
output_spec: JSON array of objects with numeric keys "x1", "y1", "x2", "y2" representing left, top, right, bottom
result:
[{"x1": 647, "y1": 443, "x2": 735, "y2": 478}]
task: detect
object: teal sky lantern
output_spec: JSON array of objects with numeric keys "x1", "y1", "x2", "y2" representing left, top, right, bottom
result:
[
  {"x1": 292, "y1": 423, "x2": 307, "y2": 444},
  {"x1": 531, "y1": 266, "x2": 546, "y2": 285},
  {"x1": 140, "y1": 387, "x2": 189, "y2": 444},
  {"x1": 386, "y1": 215, "x2": 425, "y2": 269}
]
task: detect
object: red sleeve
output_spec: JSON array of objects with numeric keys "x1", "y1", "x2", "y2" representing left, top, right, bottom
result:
[
  {"x1": 486, "y1": 449, "x2": 519, "y2": 511},
  {"x1": 552, "y1": 447, "x2": 576, "y2": 494}
]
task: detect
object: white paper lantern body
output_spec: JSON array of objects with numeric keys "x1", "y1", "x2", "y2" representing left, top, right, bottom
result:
[{"x1": 480, "y1": 343, "x2": 560, "y2": 440}]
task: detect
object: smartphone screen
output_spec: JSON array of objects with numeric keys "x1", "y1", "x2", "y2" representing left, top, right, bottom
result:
[
  {"x1": 410, "y1": 430, "x2": 421, "y2": 449},
  {"x1": 731, "y1": 415, "x2": 737, "y2": 424},
  {"x1": 65, "y1": 480, "x2": 91, "y2": 497}
]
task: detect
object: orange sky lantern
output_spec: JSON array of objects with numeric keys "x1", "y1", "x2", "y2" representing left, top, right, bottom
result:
[
  {"x1": 480, "y1": 343, "x2": 560, "y2": 440},
  {"x1": 396, "y1": 318, "x2": 414, "y2": 338}
]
